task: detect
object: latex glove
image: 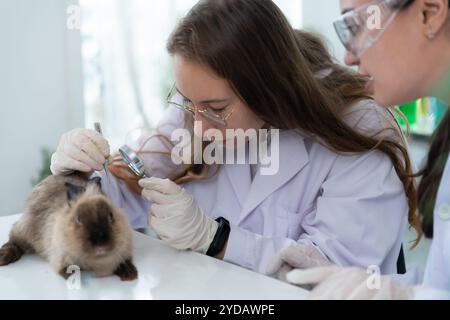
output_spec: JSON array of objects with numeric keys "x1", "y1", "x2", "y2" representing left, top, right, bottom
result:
[
  {"x1": 50, "y1": 128, "x2": 110, "y2": 175},
  {"x1": 286, "y1": 266, "x2": 416, "y2": 300},
  {"x1": 266, "y1": 243, "x2": 331, "y2": 283},
  {"x1": 139, "y1": 177, "x2": 219, "y2": 254}
]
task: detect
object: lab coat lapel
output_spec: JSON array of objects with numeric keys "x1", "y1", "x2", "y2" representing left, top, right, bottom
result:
[
  {"x1": 224, "y1": 162, "x2": 252, "y2": 207},
  {"x1": 238, "y1": 130, "x2": 310, "y2": 223}
]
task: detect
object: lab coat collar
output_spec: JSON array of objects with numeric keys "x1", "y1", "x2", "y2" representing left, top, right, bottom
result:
[
  {"x1": 222, "y1": 142, "x2": 253, "y2": 207},
  {"x1": 224, "y1": 130, "x2": 310, "y2": 223}
]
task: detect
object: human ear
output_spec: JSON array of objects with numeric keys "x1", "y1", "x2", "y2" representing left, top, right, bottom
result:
[{"x1": 419, "y1": 0, "x2": 449, "y2": 39}]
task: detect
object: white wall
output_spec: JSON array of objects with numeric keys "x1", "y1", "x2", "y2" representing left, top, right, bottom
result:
[
  {"x1": 302, "y1": 0, "x2": 346, "y2": 64},
  {"x1": 0, "y1": 0, "x2": 345, "y2": 217},
  {"x1": 0, "y1": 0, "x2": 84, "y2": 216}
]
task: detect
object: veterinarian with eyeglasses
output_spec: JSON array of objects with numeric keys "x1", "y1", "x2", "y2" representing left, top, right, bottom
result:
[
  {"x1": 50, "y1": 0, "x2": 419, "y2": 278},
  {"x1": 272, "y1": 0, "x2": 450, "y2": 299}
]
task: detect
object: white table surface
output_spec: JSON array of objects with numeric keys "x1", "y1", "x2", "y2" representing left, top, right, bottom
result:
[{"x1": 0, "y1": 214, "x2": 308, "y2": 300}]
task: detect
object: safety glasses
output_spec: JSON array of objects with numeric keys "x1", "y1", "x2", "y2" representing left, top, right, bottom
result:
[
  {"x1": 166, "y1": 84, "x2": 235, "y2": 128},
  {"x1": 333, "y1": 0, "x2": 409, "y2": 57}
]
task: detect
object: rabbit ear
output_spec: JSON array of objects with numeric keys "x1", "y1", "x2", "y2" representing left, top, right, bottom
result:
[
  {"x1": 65, "y1": 183, "x2": 86, "y2": 202},
  {"x1": 88, "y1": 177, "x2": 102, "y2": 189}
]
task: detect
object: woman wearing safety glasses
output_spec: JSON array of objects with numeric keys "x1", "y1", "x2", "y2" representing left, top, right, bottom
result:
[
  {"x1": 280, "y1": 0, "x2": 450, "y2": 299},
  {"x1": 50, "y1": 0, "x2": 419, "y2": 277}
]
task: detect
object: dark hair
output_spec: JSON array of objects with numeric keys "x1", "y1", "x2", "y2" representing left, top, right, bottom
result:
[
  {"x1": 165, "y1": 0, "x2": 421, "y2": 242},
  {"x1": 417, "y1": 110, "x2": 450, "y2": 238}
]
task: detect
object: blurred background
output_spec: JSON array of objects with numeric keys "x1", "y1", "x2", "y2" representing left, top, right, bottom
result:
[{"x1": 0, "y1": 0, "x2": 446, "y2": 273}]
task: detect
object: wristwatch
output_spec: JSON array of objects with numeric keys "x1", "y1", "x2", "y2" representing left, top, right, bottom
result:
[{"x1": 206, "y1": 217, "x2": 230, "y2": 257}]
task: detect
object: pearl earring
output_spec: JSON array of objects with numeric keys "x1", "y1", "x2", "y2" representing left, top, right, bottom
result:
[{"x1": 427, "y1": 31, "x2": 435, "y2": 40}]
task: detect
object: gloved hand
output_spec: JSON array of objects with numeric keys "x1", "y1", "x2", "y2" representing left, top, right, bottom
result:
[
  {"x1": 285, "y1": 266, "x2": 416, "y2": 300},
  {"x1": 50, "y1": 128, "x2": 110, "y2": 176},
  {"x1": 139, "y1": 177, "x2": 219, "y2": 254},
  {"x1": 266, "y1": 243, "x2": 331, "y2": 282}
]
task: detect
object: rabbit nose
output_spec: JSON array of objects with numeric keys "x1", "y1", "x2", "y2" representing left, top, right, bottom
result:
[{"x1": 90, "y1": 227, "x2": 109, "y2": 246}]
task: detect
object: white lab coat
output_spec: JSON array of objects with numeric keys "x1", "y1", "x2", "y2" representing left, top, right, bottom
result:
[
  {"x1": 422, "y1": 156, "x2": 450, "y2": 291},
  {"x1": 96, "y1": 100, "x2": 408, "y2": 275}
]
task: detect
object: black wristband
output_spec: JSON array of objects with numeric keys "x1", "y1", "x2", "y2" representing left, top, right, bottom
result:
[{"x1": 206, "y1": 217, "x2": 230, "y2": 257}]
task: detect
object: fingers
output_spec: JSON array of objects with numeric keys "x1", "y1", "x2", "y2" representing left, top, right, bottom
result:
[
  {"x1": 265, "y1": 255, "x2": 284, "y2": 276},
  {"x1": 277, "y1": 245, "x2": 308, "y2": 269},
  {"x1": 80, "y1": 129, "x2": 110, "y2": 158},
  {"x1": 279, "y1": 244, "x2": 329, "y2": 269},
  {"x1": 265, "y1": 245, "x2": 306, "y2": 275},
  {"x1": 62, "y1": 142, "x2": 104, "y2": 171},
  {"x1": 286, "y1": 266, "x2": 341, "y2": 286},
  {"x1": 149, "y1": 214, "x2": 170, "y2": 237},
  {"x1": 69, "y1": 130, "x2": 108, "y2": 164},
  {"x1": 142, "y1": 189, "x2": 177, "y2": 205},
  {"x1": 139, "y1": 177, "x2": 182, "y2": 195},
  {"x1": 266, "y1": 244, "x2": 309, "y2": 276},
  {"x1": 276, "y1": 265, "x2": 294, "y2": 283},
  {"x1": 266, "y1": 244, "x2": 331, "y2": 278},
  {"x1": 51, "y1": 152, "x2": 92, "y2": 174},
  {"x1": 51, "y1": 128, "x2": 111, "y2": 176},
  {"x1": 149, "y1": 204, "x2": 174, "y2": 221},
  {"x1": 71, "y1": 137, "x2": 105, "y2": 165}
]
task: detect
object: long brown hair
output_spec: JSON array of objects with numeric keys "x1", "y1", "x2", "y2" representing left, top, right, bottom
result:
[
  {"x1": 292, "y1": 30, "x2": 370, "y2": 105},
  {"x1": 111, "y1": 0, "x2": 421, "y2": 243}
]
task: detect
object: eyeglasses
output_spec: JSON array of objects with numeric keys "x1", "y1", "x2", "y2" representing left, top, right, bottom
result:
[
  {"x1": 333, "y1": 0, "x2": 408, "y2": 57},
  {"x1": 166, "y1": 84, "x2": 235, "y2": 128}
]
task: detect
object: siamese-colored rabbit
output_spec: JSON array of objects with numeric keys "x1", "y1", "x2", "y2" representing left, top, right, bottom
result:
[{"x1": 0, "y1": 173, "x2": 138, "y2": 281}]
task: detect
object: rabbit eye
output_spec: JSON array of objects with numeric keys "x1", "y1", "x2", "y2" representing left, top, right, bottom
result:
[{"x1": 109, "y1": 211, "x2": 114, "y2": 223}]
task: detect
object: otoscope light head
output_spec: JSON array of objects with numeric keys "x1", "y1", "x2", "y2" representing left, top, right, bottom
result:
[{"x1": 118, "y1": 145, "x2": 147, "y2": 178}]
